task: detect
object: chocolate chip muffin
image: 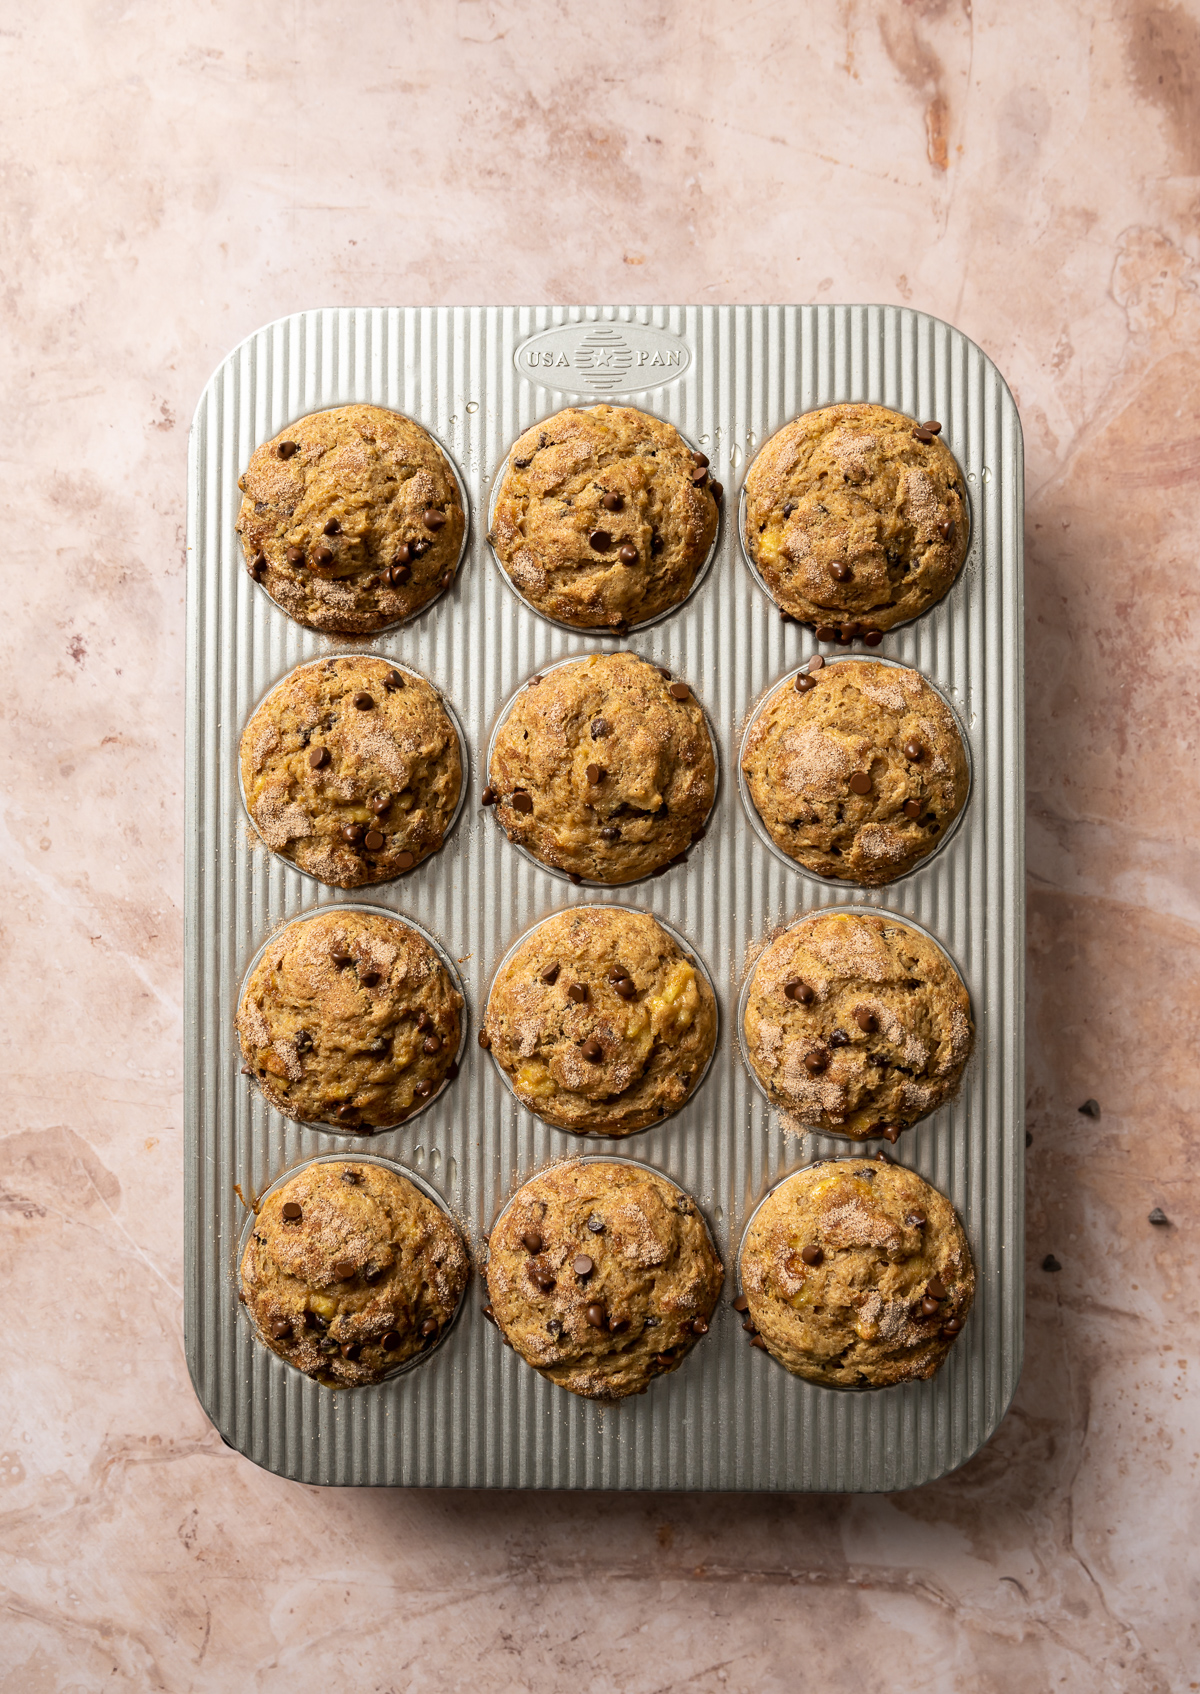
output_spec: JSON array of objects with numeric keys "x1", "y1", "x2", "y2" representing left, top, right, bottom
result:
[
  {"x1": 741, "y1": 658, "x2": 968, "y2": 884},
  {"x1": 743, "y1": 404, "x2": 968, "y2": 637},
  {"x1": 240, "y1": 655, "x2": 462, "y2": 888},
  {"x1": 490, "y1": 405, "x2": 720, "y2": 630},
  {"x1": 237, "y1": 909, "x2": 463, "y2": 1131},
  {"x1": 483, "y1": 907, "x2": 717, "y2": 1135},
  {"x1": 240, "y1": 1160, "x2": 469, "y2": 1387},
  {"x1": 484, "y1": 1159, "x2": 723, "y2": 1398},
  {"x1": 236, "y1": 405, "x2": 466, "y2": 634},
  {"x1": 487, "y1": 653, "x2": 715, "y2": 883},
  {"x1": 740, "y1": 1159, "x2": 974, "y2": 1387},
  {"x1": 742, "y1": 911, "x2": 973, "y2": 1140}
]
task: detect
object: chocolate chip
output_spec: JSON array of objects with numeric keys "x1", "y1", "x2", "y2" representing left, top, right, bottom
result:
[
  {"x1": 688, "y1": 463, "x2": 709, "y2": 485},
  {"x1": 567, "y1": 983, "x2": 588, "y2": 1004},
  {"x1": 938, "y1": 518, "x2": 956, "y2": 542},
  {"x1": 521, "y1": 1230, "x2": 544, "y2": 1254},
  {"x1": 360, "y1": 967, "x2": 381, "y2": 986},
  {"x1": 478, "y1": 1029, "x2": 491, "y2": 1049},
  {"x1": 585, "y1": 1303, "x2": 608, "y2": 1330},
  {"x1": 546, "y1": 1318, "x2": 563, "y2": 1337},
  {"x1": 383, "y1": 669, "x2": 404, "y2": 691},
  {"x1": 573, "y1": 1254, "x2": 594, "y2": 1277},
  {"x1": 903, "y1": 739, "x2": 924, "y2": 761},
  {"x1": 829, "y1": 1029, "x2": 849, "y2": 1048},
  {"x1": 323, "y1": 518, "x2": 341, "y2": 537},
  {"x1": 295, "y1": 1031, "x2": 313, "y2": 1052},
  {"x1": 586, "y1": 763, "x2": 604, "y2": 784},
  {"x1": 618, "y1": 544, "x2": 638, "y2": 564},
  {"x1": 395, "y1": 850, "x2": 416, "y2": 869},
  {"x1": 836, "y1": 626, "x2": 853, "y2": 644},
  {"x1": 382, "y1": 1331, "x2": 402, "y2": 1351},
  {"x1": 829, "y1": 561, "x2": 851, "y2": 581},
  {"x1": 854, "y1": 1006, "x2": 877, "y2": 1033},
  {"x1": 750, "y1": 1335, "x2": 770, "y2": 1351},
  {"x1": 800, "y1": 1245, "x2": 823, "y2": 1266},
  {"x1": 650, "y1": 531, "x2": 663, "y2": 553},
  {"x1": 614, "y1": 977, "x2": 637, "y2": 1000},
  {"x1": 733, "y1": 1294, "x2": 750, "y2": 1313},
  {"x1": 420, "y1": 1317, "x2": 438, "y2": 1338},
  {"x1": 815, "y1": 624, "x2": 837, "y2": 642},
  {"x1": 388, "y1": 564, "x2": 412, "y2": 586},
  {"x1": 308, "y1": 746, "x2": 329, "y2": 770},
  {"x1": 588, "y1": 529, "x2": 611, "y2": 551},
  {"x1": 340, "y1": 1168, "x2": 360, "y2": 1183},
  {"x1": 277, "y1": 441, "x2": 298, "y2": 459},
  {"x1": 331, "y1": 948, "x2": 352, "y2": 968},
  {"x1": 251, "y1": 554, "x2": 267, "y2": 580},
  {"x1": 333, "y1": 1260, "x2": 356, "y2": 1281},
  {"x1": 446, "y1": 1060, "x2": 459, "y2": 1080},
  {"x1": 363, "y1": 830, "x2": 385, "y2": 851},
  {"x1": 312, "y1": 546, "x2": 334, "y2": 568},
  {"x1": 863, "y1": 629, "x2": 883, "y2": 646},
  {"x1": 796, "y1": 673, "x2": 817, "y2": 692},
  {"x1": 423, "y1": 508, "x2": 446, "y2": 530},
  {"x1": 531, "y1": 1268, "x2": 556, "y2": 1293},
  {"x1": 1042, "y1": 1254, "x2": 1062, "y2": 1273},
  {"x1": 849, "y1": 772, "x2": 871, "y2": 795},
  {"x1": 512, "y1": 790, "x2": 534, "y2": 814},
  {"x1": 336, "y1": 1103, "x2": 361, "y2": 1123},
  {"x1": 600, "y1": 826, "x2": 620, "y2": 841},
  {"x1": 341, "y1": 822, "x2": 365, "y2": 845},
  {"x1": 601, "y1": 491, "x2": 623, "y2": 512},
  {"x1": 286, "y1": 545, "x2": 304, "y2": 566},
  {"x1": 281, "y1": 1202, "x2": 302, "y2": 1221},
  {"x1": 926, "y1": 1276, "x2": 947, "y2": 1300},
  {"x1": 1149, "y1": 1207, "x2": 1170, "y2": 1226},
  {"x1": 711, "y1": 481, "x2": 723, "y2": 500},
  {"x1": 590, "y1": 717, "x2": 610, "y2": 738},
  {"x1": 422, "y1": 1034, "x2": 441, "y2": 1054},
  {"x1": 415, "y1": 1012, "x2": 432, "y2": 1032},
  {"x1": 783, "y1": 979, "x2": 814, "y2": 1004},
  {"x1": 923, "y1": 420, "x2": 942, "y2": 434},
  {"x1": 920, "y1": 1296, "x2": 941, "y2": 1315},
  {"x1": 688, "y1": 1317, "x2": 709, "y2": 1337},
  {"x1": 541, "y1": 962, "x2": 561, "y2": 985},
  {"x1": 1078, "y1": 1098, "x2": 1101, "y2": 1119},
  {"x1": 481, "y1": 787, "x2": 496, "y2": 806},
  {"x1": 902, "y1": 799, "x2": 923, "y2": 820},
  {"x1": 913, "y1": 426, "x2": 935, "y2": 443},
  {"x1": 905, "y1": 1211, "x2": 927, "y2": 1228},
  {"x1": 581, "y1": 1036, "x2": 604, "y2": 1062},
  {"x1": 807, "y1": 654, "x2": 824, "y2": 671},
  {"x1": 803, "y1": 1049, "x2": 828, "y2": 1073},
  {"x1": 668, "y1": 681, "x2": 690, "y2": 701},
  {"x1": 942, "y1": 1318, "x2": 964, "y2": 1335},
  {"x1": 482, "y1": 1304, "x2": 497, "y2": 1325},
  {"x1": 304, "y1": 1309, "x2": 328, "y2": 1331},
  {"x1": 270, "y1": 1318, "x2": 293, "y2": 1339},
  {"x1": 877, "y1": 1123, "x2": 901, "y2": 1143}
]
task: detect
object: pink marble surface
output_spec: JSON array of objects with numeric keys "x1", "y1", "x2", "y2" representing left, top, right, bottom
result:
[{"x1": 3, "y1": 2, "x2": 1198, "y2": 1688}]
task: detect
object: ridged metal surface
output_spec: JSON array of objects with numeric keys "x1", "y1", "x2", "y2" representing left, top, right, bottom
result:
[{"x1": 185, "y1": 306, "x2": 1024, "y2": 1491}]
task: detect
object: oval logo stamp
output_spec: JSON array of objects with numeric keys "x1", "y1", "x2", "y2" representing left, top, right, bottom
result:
[{"x1": 515, "y1": 321, "x2": 691, "y2": 395}]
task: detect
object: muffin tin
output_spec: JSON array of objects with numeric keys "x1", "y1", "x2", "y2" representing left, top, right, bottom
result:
[{"x1": 185, "y1": 304, "x2": 1024, "y2": 1490}]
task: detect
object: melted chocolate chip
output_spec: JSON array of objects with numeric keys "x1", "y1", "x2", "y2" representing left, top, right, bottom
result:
[
  {"x1": 800, "y1": 1245, "x2": 823, "y2": 1266},
  {"x1": 796, "y1": 673, "x2": 817, "y2": 692},
  {"x1": 481, "y1": 787, "x2": 496, "y2": 806},
  {"x1": 521, "y1": 1230, "x2": 543, "y2": 1254},
  {"x1": 567, "y1": 983, "x2": 588, "y2": 1004},
  {"x1": 423, "y1": 508, "x2": 447, "y2": 530},
  {"x1": 587, "y1": 1215, "x2": 605, "y2": 1233},
  {"x1": 783, "y1": 979, "x2": 814, "y2": 1004},
  {"x1": 277, "y1": 441, "x2": 298, "y2": 459},
  {"x1": 815, "y1": 624, "x2": 837, "y2": 642}
]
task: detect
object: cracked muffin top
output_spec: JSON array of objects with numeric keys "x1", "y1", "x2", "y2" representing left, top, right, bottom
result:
[
  {"x1": 741, "y1": 658, "x2": 968, "y2": 885},
  {"x1": 236, "y1": 404, "x2": 465, "y2": 634},
  {"x1": 740, "y1": 1158, "x2": 973, "y2": 1388},
  {"x1": 237, "y1": 908, "x2": 463, "y2": 1132},
  {"x1": 490, "y1": 404, "x2": 720, "y2": 630},
  {"x1": 240, "y1": 1159, "x2": 469, "y2": 1387},
  {"x1": 743, "y1": 404, "x2": 968, "y2": 638},
  {"x1": 487, "y1": 652, "x2": 715, "y2": 883},
  {"x1": 482, "y1": 906, "x2": 717, "y2": 1135},
  {"x1": 484, "y1": 1159, "x2": 722, "y2": 1398},
  {"x1": 742, "y1": 910, "x2": 973, "y2": 1142},
  {"x1": 241, "y1": 655, "x2": 462, "y2": 889}
]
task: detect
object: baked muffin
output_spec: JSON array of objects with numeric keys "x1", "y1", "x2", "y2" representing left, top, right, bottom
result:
[
  {"x1": 487, "y1": 653, "x2": 715, "y2": 883},
  {"x1": 236, "y1": 405, "x2": 466, "y2": 634},
  {"x1": 742, "y1": 910, "x2": 973, "y2": 1140},
  {"x1": 482, "y1": 907, "x2": 716, "y2": 1135},
  {"x1": 489, "y1": 405, "x2": 720, "y2": 630},
  {"x1": 740, "y1": 1158, "x2": 974, "y2": 1387},
  {"x1": 240, "y1": 1160, "x2": 469, "y2": 1387},
  {"x1": 741, "y1": 658, "x2": 968, "y2": 884},
  {"x1": 743, "y1": 404, "x2": 968, "y2": 637},
  {"x1": 237, "y1": 909, "x2": 463, "y2": 1131},
  {"x1": 241, "y1": 655, "x2": 462, "y2": 888},
  {"x1": 484, "y1": 1159, "x2": 723, "y2": 1398}
]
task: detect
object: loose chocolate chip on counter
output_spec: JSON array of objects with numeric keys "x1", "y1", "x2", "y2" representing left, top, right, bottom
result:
[
  {"x1": 668, "y1": 681, "x2": 691, "y2": 701},
  {"x1": 541, "y1": 962, "x2": 561, "y2": 985},
  {"x1": 803, "y1": 1049, "x2": 829, "y2": 1074},
  {"x1": 423, "y1": 508, "x2": 447, "y2": 530},
  {"x1": 422, "y1": 1035, "x2": 442, "y2": 1054},
  {"x1": 286, "y1": 546, "x2": 305, "y2": 566},
  {"x1": 586, "y1": 763, "x2": 604, "y2": 785},
  {"x1": 849, "y1": 772, "x2": 872, "y2": 795},
  {"x1": 585, "y1": 1303, "x2": 608, "y2": 1330},
  {"x1": 796, "y1": 673, "x2": 817, "y2": 692},
  {"x1": 308, "y1": 746, "x2": 329, "y2": 770},
  {"x1": 481, "y1": 787, "x2": 496, "y2": 806},
  {"x1": 382, "y1": 1331, "x2": 402, "y2": 1351},
  {"x1": 600, "y1": 826, "x2": 620, "y2": 841},
  {"x1": 581, "y1": 1036, "x2": 604, "y2": 1062},
  {"x1": 903, "y1": 739, "x2": 924, "y2": 761},
  {"x1": 815, "y1": 624, "x2": 837, "y2": 642},
  {"x1": 588, "y1": 529, "x2": 612, "y2": 551},
  {"x1": 383, "y1": 669, "x2": 404, "y2": 691},
  {"x1": 512, "y1": 790, "x2": 534, "y2": 814},
  {"x1": 863, "y1": 629, "x2": 883, "y2": 646},
  {"x1": 567, "y1": 983, "x2": 588, "y2": 1004},
  {"x1": 282, "y1": 1202, "x2": 303, "y2": 1221},
  {"x1": 478, "y1": 1030, "x2": 491, "y2": 1049},
  {"x1": 364, "y1": 830, "x2": 385, "y2": 851},
  {"x1": 277, "y1": 441, "x2": 298, "y2": 459},
  {"x1": 420, "y1": 1317, "x2": 438, "y2": 1339},
  {"x1": 875, "y1": 1149, "x2": 892, "y2": 1164},
  {"x1": 926, "y1": 1276, "x2": 947, "y2": 1299},
  {"x1": 521, "y1": 1230, "x2": 544, "y2": 1254},
  {"x1": 902, "y1": 799, "x2": 923, "y2": 820},
  {"x1": 618, "y1": 544, "x2": 638, "y2": 564},
  {"x1": 806, "y1": 654, "x2": 825, "y2": 671},
  {"x1": 333, "y1": 1260, "x2": 356, "y2": 1281},
  {"x1": 690, "y1": 464, "x2": 709, "y2": 484},
  {"x1": 573, "y1": 1254, "x2": 594, "y2": 1278},
  {"x1": 270, "y1": 1318, "x2": 293, "y2": 1340},
  {"x1": 692, "y1": 451, "x2": 710, "y2": 468},
  {"x1": 1148, "y1": 1208, "x2": 1170, "y2": 1226},
  {"x1": 1078, "y1": 1098, "x2": 1101, "y2": 1119},
  {"x1": 783, "y1": 979, "x2": 815, "y2": 1004},
  {"x1": 1042, "y1": 1254, "x2": 1062, "y2": 1272},
  {"x1": 601, "y1": 491, "x2": 623, "y2": 512},
  {"x1": 800, "y1": 1245, "x2": 824, "y2": 1266},
  {"x1": 341, "y1": 823, "x2": 366, "y2": 845},
  {"x1": 938, "y1": 518, "x2": 956, "y2": 542},
  {"x1": 396, "y1": 851, "x2": 416, "y2": 870},
  {"x1": 854, "y1": 1006, "x2": 878, "y2": 1033},
  {"x1": 733, "y1": 1294, "x2": 750, "y2": 1313}
]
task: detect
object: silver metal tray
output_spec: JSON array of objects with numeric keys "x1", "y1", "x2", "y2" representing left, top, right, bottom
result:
[{"x1": 185, "y1": 305, "x2": 1024, "y2": 1490}]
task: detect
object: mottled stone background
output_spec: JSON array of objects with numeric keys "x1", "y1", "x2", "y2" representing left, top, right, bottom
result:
[{"x1": 3, "y1": 2, "x2": 1198, "y2": 1689}]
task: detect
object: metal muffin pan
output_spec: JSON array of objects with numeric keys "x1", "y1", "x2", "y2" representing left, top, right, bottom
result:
[{"x1": 186, "y1": 304, "x2": 1024, "y2": 1490}]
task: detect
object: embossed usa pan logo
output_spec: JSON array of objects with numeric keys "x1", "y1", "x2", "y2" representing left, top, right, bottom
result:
[{"x1": 515, "y1": 321, "x2": 691, "y2": 395}]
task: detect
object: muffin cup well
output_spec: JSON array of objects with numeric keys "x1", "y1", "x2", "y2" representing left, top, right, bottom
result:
[
  {"x1": 484, "y1": 650, "x2": 720, "y2": 889},
  {"x1": 236, "y1": 900, "x2": 469, "y2": 1136},
  {"x1": 485, "y1": 407, "x2": 722, "y2": 636},
  {"x1": 482, "y1": 903, "x2": 720, "y2": 1137},
  {"x1": 235, "y1": 1151, "x2": 470, "y2": 1387},
  {"x1": 238, "y1": 652, "x2": 469, "y2": 889},
  {"x1": 736, "y1": 655, "x2": 972, "y2": 889},
  {"x1": 736, "y1": 904, "x2": 974, "y2": 1144}
]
